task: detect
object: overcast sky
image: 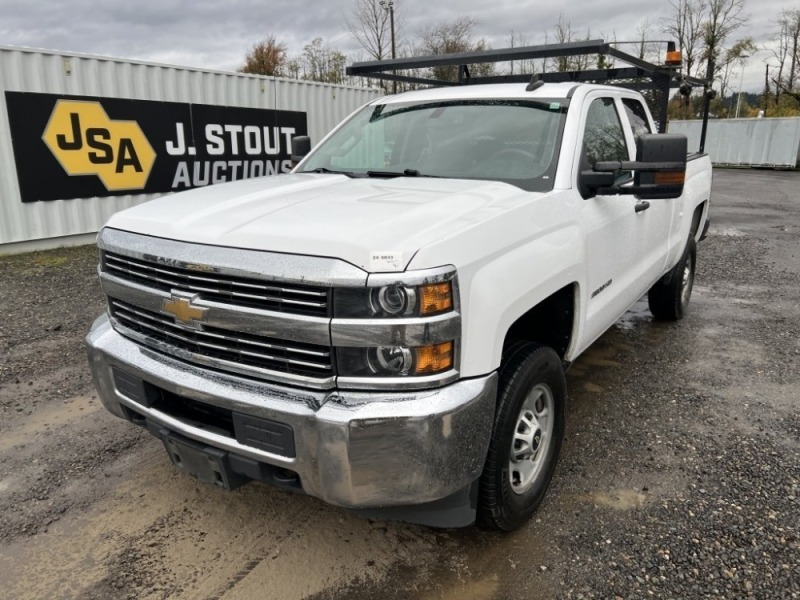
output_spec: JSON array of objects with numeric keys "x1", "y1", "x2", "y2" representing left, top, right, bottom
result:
[{"x1": 0, "y1": 0, "x2": 792, "y2": 93}]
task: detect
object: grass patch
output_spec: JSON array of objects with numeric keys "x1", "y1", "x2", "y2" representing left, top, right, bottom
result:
[{"x1": 0, "y1": 244, "x2": 97, "y2": 275}]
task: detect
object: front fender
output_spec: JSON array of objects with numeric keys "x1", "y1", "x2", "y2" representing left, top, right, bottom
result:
[
  {"x1": 457, "y1": 226, "x2": 583, "y2": 376},
  {"x1": 408, "y1": 190, "x2": 585, "y2": 378}
]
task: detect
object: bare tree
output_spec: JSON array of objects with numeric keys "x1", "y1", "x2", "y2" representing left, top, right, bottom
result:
[
  {"x1": 662, "y1": 0, "x2": 747, "y2": 119},
  {"x1": 240, "y1": 35, "x2": 288, "y2": 77},
  {"x1": 769, "y1": 16, "x2": 790, "y2": 107},
  {"x1": 635, "y1": 19, "x2": 663, "y2": 64},
  {"x1": 769, "y1": 10, "x2": 800, "y2": 109},
  {"x1": 550, "y1": 15, "x2": 573, "y2": 72},
  {"x1": 507, "y1": 30, "x2": 540, "y2": 76},
  {"x1": 700, "y1": 0, "x2": 747, "y2": 77},
  {"x1": 788, "y1": 11, "x2": 800, "y2": 93},
  {"x1": 286, "y1": 57, "x2": 301, "y2": 80},
  {"x1": 346, "y1": 0, "x2": 404, "y2": 61},
  {"x1": 301, "y1": 38, "x2": 348, "y2": 84},
  {"x1": 419, "y1": 18, "x2": 495, "y2": 82},
  {"x1": 636, "y1": 19, "x2": 651, "y2": 60},
  {"x1": 716, "y1": 38, "x2": 757, "y2": 114},
  {"x1": 662, "y1": 0, "x2": 706, "y2": 78},
  {"x1": 549, "y1": 15, "x2": 593, "y2": 72},
  {"x1": 597, "y1": 31, "x2": 617, "y2": 69}
]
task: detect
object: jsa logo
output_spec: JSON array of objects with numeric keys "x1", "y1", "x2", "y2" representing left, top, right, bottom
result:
[{"x1": 42, "y1": 100, "x2": 156, "y2": 191}]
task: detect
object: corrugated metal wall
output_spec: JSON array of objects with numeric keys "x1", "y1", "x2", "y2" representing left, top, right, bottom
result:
[
  {"x1": 669, "y1": 117, "x2": 800, "y2": 167},
  {"x1": 0, "y1": 45, "x2": 380, "y2": 249}
]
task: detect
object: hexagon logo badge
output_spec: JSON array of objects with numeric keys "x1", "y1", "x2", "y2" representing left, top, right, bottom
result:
[{"x1": 42, "y1": 100, "x2": 156, "y2": 191}]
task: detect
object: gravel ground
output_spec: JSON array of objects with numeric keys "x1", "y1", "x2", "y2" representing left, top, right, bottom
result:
[
  {"x1": 0, "y1": 245, "x2": 149, "y2": 543},
  {"x1": 0, "y1": 169, "x2": 798, "y2": 599}
]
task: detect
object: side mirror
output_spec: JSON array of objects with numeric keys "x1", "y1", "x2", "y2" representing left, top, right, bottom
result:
[
  {"x1": 291, "y1": 136, "x2": 312, "y2": 166},
  {"x1": 633, "y1": 134, "x2": 687, "y2": 199},
  {"x1": 584, "y1": 133, "x2": 688, "y2": 200}
]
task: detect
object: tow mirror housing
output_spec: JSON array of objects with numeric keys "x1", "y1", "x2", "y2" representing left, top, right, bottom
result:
[
  {"x1": 291, "y1": 136, "x2": 312, "y2": 166},
  {"x1": 581, "y1": 133, "x2": 688, "y2": 200},
  {"x1": 632, "y1": 134, "x2": 687, "y2": 199}
]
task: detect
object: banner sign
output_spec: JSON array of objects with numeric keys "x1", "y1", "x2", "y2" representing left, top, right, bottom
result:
[{"x1": 4, "y1": 91, "x2": 307, "y2": 203}]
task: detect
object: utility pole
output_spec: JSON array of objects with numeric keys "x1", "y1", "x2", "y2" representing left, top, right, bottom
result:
[
  {"x1": 379, "y1": 1, "x2": 397, "y2": 94},
  {"x1": 764, "y1": 64, "x2": 770, "y2": 118}
]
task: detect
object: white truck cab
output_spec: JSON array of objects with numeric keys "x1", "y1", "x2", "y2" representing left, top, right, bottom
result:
[{"x1": 87, "y1": 41, "x2": 712, "y2": 530}]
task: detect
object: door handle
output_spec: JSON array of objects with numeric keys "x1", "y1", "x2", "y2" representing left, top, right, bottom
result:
[{"x1": 635, "y1": 201, "x2": 651, "y2": 213}]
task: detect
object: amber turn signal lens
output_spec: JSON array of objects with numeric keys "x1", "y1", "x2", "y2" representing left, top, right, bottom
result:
[
  {"x1": 419, "y1": 282, "x2": 453, "y2": 315},
  {"x1": 414, "y1": 341, "x2": 454, "y2": 375},
  {"x1": 655, "y1": 171, "x2": 685, "y2": 185},
  {"x1": 665, "y1": 50, "x2": 682, "y2": 66}
]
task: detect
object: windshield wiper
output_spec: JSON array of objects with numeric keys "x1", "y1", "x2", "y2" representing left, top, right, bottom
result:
[
  {"x1": 366, "y1": 169, "x2": 439, "y2": 178},
  {"x1": 305, "y1": 167, "x2": 356, "y2": 177}
]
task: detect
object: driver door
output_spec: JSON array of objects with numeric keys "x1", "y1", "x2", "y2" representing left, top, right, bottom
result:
[{"x1": 578, "y1": 95, "x2": 650, "y2": 344}]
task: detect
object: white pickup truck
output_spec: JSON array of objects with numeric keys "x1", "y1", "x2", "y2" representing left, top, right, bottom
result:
[{"x1": 87, "y1": 48, "x2": 712, "y2": 530}]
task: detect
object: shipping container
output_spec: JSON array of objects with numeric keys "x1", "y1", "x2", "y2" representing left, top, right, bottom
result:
[
  {"x1": 669, "y1": 117, "x2": 800, "y2": 168},
  {"x1": 0, "y1": 45, "x2": 381, "y2": 253}
]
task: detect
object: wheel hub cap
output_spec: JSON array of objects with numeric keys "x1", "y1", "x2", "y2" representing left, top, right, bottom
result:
[{"x1": 509, "y1": 383, "x2": 554, "y2": 495}]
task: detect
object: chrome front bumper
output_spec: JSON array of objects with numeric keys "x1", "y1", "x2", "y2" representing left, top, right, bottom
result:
[{"x1": 86, "y1": 315, "x2": 497, "y2": 509}]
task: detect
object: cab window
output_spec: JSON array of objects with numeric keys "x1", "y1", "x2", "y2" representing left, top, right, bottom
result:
[
  {"x1": 622, "y1": 98, "x2": 652, "y2": 139},
  {"x1": 581, "y1": 98, "x2": 629, "y2": 168}
]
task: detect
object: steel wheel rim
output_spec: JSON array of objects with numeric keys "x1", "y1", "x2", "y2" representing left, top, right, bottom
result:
[
  {"x1": 509, "y1": 383, "x2": 554, "y2": 495},
  {"x1": 680, "y1": 258, "x2": 694, "y2": 307}
]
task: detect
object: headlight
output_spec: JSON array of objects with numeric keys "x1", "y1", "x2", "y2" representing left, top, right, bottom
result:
[
  {"x1": 334, "y1": 281, "x2": 454, "y2": 318},
  {"x1": 337, "y1": 341, "x2": 454, "y2": 377},
  {"x1": 367, "y1": 346, "x2": 413, "y2": 375},
  {"x1": 371, "y1": 285, "x2": 415, "y2": 316},
  {"x1": 332, "y1": 266, "x2": 459, "y2": 387}
]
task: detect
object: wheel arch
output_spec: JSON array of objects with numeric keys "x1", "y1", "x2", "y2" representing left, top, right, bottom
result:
[
  {"x1": 502, "y1": 283, "x2": 578, "y2": 363},
  {"x1": 690, "y1": 200, "x2": 708, "y2": 241}
]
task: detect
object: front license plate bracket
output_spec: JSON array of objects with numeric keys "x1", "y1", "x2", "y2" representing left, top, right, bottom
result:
[{"x1": 160, "y1": 430, "x2": 247, "y2": 490}]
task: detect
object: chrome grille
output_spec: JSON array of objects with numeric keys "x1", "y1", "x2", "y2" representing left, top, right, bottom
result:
[
  {"x1": 109, "y1": 299, "x2": 333, "y2": 379},
  {"x1": 103, "y1": 251, "x2": 330, "y2": 317}
]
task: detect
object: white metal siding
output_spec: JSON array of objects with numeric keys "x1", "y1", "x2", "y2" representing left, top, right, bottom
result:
[
  {"x1": 0, "y1": 46, "x2": 380, "y2": 247},
  {"x1": 669, "y1": 118, "x2": 800, "y2": 168}
]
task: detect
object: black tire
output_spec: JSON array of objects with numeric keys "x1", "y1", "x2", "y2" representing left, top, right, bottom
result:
[
  {"x1": 648, "y1": 238, "x2": 696, "y2": 321},
  {"x1": 477, "y1": 342, "x2": 566, "y2": 531}
]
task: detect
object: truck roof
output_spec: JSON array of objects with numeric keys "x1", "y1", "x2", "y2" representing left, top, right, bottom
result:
[
  {"x1": 373, "y1": 82, "x2": 647, "y2": 104},
  {"x1": 376, "y1": 82, "x2": 579, "y2": 103}
]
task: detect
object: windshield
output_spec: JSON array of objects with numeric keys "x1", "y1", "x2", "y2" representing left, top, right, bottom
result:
[{"x1": 298, "y1": 99, "x2": 568, "y2": 192}]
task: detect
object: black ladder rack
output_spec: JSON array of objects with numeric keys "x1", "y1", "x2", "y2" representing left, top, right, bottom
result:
[{"x1": 346, "y1": 39, "x2": 711, "y2": 141}]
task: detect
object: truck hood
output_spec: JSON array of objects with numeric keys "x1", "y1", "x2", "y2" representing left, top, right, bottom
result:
[{"x1": 106, "y1": 173, "x2": 526, "y2": 272}]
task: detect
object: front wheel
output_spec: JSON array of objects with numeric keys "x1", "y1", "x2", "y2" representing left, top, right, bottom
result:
[
  {"x1": 648, "y1": 238, "x2": 696, "y2": 321},
  {"x1": 477, "y1": 342, "x2": 566, "y2": 531}
]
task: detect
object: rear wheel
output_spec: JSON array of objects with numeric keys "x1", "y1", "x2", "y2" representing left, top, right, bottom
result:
[
  {"x1": 477, "y1": 342, "x2": 566, "y2": 531},
  {"x1": 648, "y1": 238, "x2": 696, "y2": 321}
]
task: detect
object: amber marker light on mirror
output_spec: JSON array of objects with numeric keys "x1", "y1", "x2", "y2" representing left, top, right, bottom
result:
[
  {"x1": 419, "y1": 282, "x2": 453, "y2": 315},
  {"x1": 655, "y1": 171, "x2": 685, "y2": 185},
  {"x1": 414, "y1": 341, "x2": 454, "y2": 375}
]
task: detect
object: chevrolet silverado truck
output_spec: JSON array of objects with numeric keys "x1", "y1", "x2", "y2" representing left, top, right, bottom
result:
[{"x1": 87, "y1": 41, "x2": 712, "y2": 530}]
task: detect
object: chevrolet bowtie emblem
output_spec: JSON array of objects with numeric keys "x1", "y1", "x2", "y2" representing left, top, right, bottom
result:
[{"x1": 161, "y1": 294, "x2": 208, "y2": 327}]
